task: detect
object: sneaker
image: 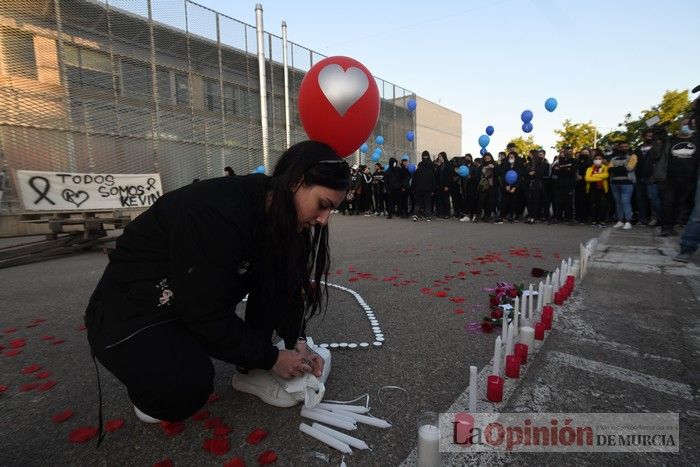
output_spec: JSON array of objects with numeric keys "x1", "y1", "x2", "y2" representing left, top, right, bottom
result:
[
  {"x1": 613, "y1": 221, "x2": 624, "y2": 228},
  {"x1": 134, "y1": 405, "x2": 161, "y2": 424},
  {"x1": 426, "y1": 218, "x2": 431, "y2": 222},
  {"x1": 673, "y1": 253, "x2": 691, "y2": 263},
  {"x1": 623, "y1": 222, "x2": 632, "y2": 230},
  {"x1": 412, "y1": 215, "x2": 418, "y2": 222},
  {"x1": 459, "y1": 215, "x2": 471, "y2": 222},
  {"x1": 648, "y1": 219, "x2": 657, "y2": 227},
  {"x1": 493, "y1": 218, "x2": 504, "y2": 225}
]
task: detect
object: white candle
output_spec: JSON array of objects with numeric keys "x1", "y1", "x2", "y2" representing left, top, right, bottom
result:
[
  {"x1": 505, "y1": 323, "x2": 514, "y2": 356},
  {"x1": 501, "y1": 306, "x2": 508, "y2": 343},
  {"x1": 520, "y1": 326, "x2": 534, "y2": 349},
  {"x1": 417, "y1": 424, "x2": 440, "y2": 467},
  {"x1": 468, "y1": 365, "x2": 477, "y2": 413},
  {"x1": 527, "y1": 284, "x2": 534, "y2": 318},
  {"x1": 300, "y1": 407, "x2": 357, "y2": 430},
  {"x1": 513, "y1": 304, "x2": 519, "y2": 336},
  {"x1": 299, "y1": 423, "x2": 353, "y2": 454},
  {"x1": 333, "y1": 410, "x2": 392, "y2": 428},
  {"x1": 545, "y1": 274, "x2": 551, "y2": 287},
  {"x1": 493, "y1": 336, "x2": 502, "y2": 375},
  {"x1": 305, "y1": 407, "x2": 356, "y2": 424},
  {"x1": 553, "y1": 268, "x2": 560, "y2": 289},
  {"x1": 312, "y1": 423, "x2": 369, "y2": 450},
  {"x1": 317, "y1": 403, "x2": 370, "y2": 414},
  {"x1": 513, "y1": 296, "x2": 519, "y2": 323},
  {"x1": 537, "y1": 282, "x2": 544, "y2": 313},
  {"x1": 561, "y1": 259, "x2": 567, "y2": 277},
  {"x1": 567, "y1": 257, "x2": 572, "y2": 273}
]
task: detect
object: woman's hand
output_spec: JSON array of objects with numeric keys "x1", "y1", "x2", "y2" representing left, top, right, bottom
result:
[
  {"x1": 271, "y1": 349, "x2": 313, "y2": 380},
  {"x1": 295, "y1": 340, "x2": 325, "y2": 378}
]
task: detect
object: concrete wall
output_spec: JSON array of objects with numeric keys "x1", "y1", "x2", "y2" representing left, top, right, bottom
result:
[{"x1": 415, "y1": 96, "x2": 461, "y2": 160}]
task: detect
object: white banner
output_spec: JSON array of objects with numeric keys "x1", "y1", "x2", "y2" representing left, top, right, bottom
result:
[{"x1": 16, "y1": 170, "x2": 163, "y2": 211}]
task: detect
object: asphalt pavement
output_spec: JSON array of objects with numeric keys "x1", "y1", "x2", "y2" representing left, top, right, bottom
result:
[{"x1": 0, "y1": 216, "x2": 697, "y2": 466}]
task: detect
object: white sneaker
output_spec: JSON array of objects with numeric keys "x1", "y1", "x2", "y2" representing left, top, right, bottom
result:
[
  {"x1": 134, "y1": 405, "x2": 161, "y2": 424},
  {"x1": 459, "y1": 215, "x2": 471, "y2": 222},
  {"x1": 623, "y1": 222, "x2": 632, "y2": 230},
  {"x1": 231, "y1": 338, "x2": 331, "y2": 408},
  {"x1": 613, "y1": 221, "x2": 624, "y2": 228}
]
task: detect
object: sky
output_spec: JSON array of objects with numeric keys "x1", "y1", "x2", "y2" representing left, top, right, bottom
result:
[{"x1": 161, "y1": 0, "x2": 699, "y2": 156}]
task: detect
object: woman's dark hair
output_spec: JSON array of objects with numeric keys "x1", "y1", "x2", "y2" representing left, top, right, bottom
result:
[{"x1": 263, "y1": 140, "x2": 351, "y2": 334}]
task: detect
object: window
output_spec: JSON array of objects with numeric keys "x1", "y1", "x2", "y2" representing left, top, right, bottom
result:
[
  {"x1": 64, "y1": 44, "x2": 114, "y2": 92},
  {"x1": 156, "y1": 68, "x2": 172, "y2": 104},
  {"x1": 3, "y1": 29, "x2": 37, "y2": 79},
  {"x1": 204, "y1": 80, "x2": 240, "y2": 116},
  {"x1": 175, "y1": 73, "x2": 189, "y2": 105},
  {"x1": 121, "y1": 61, "x2": 151, "y2": 99}
]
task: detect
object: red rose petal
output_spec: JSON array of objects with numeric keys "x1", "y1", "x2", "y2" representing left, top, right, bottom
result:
[
  {"x1": 32, "y1": 318, "x2": 47, "y2": 324},
  {"x1": 153, "y1": 459, "x2": 174, "y2": 467},
  {"x1": 214, "y1": 425, "x2": 233, "y2": 436},
  {"x1": 26, "y1": 323, "x2": 40, "y2": 328},
  {"x1": 454, "y1": 308, "x2": 465, "y2": 315},
  {"x1": 3, "y1": 327, "x2": 18, "y2": 334},
  {"x1": 69, "y1": 426, "x2": 99, "y2": 443},
  {"x1": 449, "y1": 297, "x2": 465, "y2": 304},
  {"x1": 223, "y1": 457, "x2": 246, "y2": 467},
  {"x1": 257, "y1": 450, "x2": 278, "y2": 465},
  {"x1": 36, "y1": 371, "x2": 52, "y2": 379},
  {"x1": 41, "y1": 335, "x2": 55, "y2": 341},
  {"x1": 37, "y1": 380, "x2": 57, "y2": 392},
  {"x1": 22, "y1": 363, "x2": 42, "y2": 374},
  {"x1": 52, "y1": 409, "x2": 74, "y2": 423},
  {"x1": 9, "y1": 338, "x2": 26, "y2": 348},
  {"x1": 20, "y1": 382, "x2": 39, "y2": 392},
  {"x1": 52, "y1": 339, "x2": 66, "y2": 345},
  {"x1": 204, "y1": 416, "x2": 223, "y2": 429},
  {"x1": 4, "y1": 349, "x2": 22, "y2": 357},
  {"x1": 192, "y1": 410, "x2": 210, "y2": 421},
  {"x1": 207, "y1": 393, "x2": 220, "y2": 404},
  {"x1": 203, "y1": 437, "x2": 230, "y2": 456},
  {"x1": 105, "y1": 418, "x2": 125, "y2": 432},
  {"x1": 75, "y1": 324, "x2": 87, "y2": 331},
  {"x1": 434, "y1": 290, "x2": 447, "y2": 298},
  {"x1": 0, "y1": 344, "x2": 4, "y2": 350},
  {"x1": 160, "y1": 421, "x2": 184, "y2": 436},
  {"x1": 0, "y1": 384, "x2": 8, "y2": 393},
  {"x1": 246, "y1": 428, "x2": 268, "y2": 445}
]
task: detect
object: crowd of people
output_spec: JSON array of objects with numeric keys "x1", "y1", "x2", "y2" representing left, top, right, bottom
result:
[{"x1": 339, "y1": 118, "x2": 698, "y2": 238}]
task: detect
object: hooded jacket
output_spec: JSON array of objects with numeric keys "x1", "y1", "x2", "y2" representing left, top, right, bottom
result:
[{"x1": 412, "y1": 159, "x2": 436, "y2": 192}]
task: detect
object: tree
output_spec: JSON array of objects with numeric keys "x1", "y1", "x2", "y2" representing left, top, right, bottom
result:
[
  {"x1": 506, "y1": 136, "x2": 540, "y2": 157},
  {"x1": 553, "y1": 120, "x2": 597, "y2": 152},
  {"x1": 613, "y1": 90, "x2": 691, "y2": 145}
]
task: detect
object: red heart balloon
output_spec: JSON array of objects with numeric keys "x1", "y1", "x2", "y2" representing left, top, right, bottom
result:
[{"x1": 298, "y1": 56, "x2": 380, "y2": 158}]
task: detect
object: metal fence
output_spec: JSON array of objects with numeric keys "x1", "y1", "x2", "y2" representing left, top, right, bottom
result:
[{"x1": 0, "y1": 0, "x2": 416, "y2": 213}]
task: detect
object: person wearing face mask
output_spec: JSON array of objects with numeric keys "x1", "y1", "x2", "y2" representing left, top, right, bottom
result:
[
  {"x1": 585, "y1": 152, "x2": 610, "y2": 227},
  {"x1": 635, "y1": 129, "x2": 664, "y2": 226},
  {"x1": 461, "y1": 154, "x2": 479, "y2": 221},
  {"x1": 477, "y1": 152, "x2": 497, "y2": 221},
  {"x1": 551, "y1": 144, "x2": 577, "y2": 224},
  {"x1": 525, "y1": 148, "x2": 549, "y2": 224},
  {"x1": 434, "y1": 152, "x2": 452, "y2": 219},
  {"x1": 658, "y1": 118, "x2": 698, "y2": 236},
  {"x1": 412, "y1": 150, "x2": 436, "y2": 221},
  {"x1": 497, "y1": 151, "x2": 524, "y2": 223},
  {"x1": 575, "y1": 150, "x2": 592, "y2": 224},
  {"x1": 674, "y1": 92, "x2": 700, "y2": 262},
  {"x1": 608, "y1": 140, "x2": 637, "y2": 229}
]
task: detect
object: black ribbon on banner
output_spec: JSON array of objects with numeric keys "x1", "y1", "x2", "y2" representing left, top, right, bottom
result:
[{"x1": 28, "y1": 176, "x2": 55, "y2": 205}]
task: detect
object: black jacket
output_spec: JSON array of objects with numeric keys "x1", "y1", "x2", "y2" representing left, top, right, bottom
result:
[
  {"x1": 85, "y1": 175, "x2": 293, "y2": 371},
  {"x1": 412, "y1": 160, "x2": 436, "y2": 192}
]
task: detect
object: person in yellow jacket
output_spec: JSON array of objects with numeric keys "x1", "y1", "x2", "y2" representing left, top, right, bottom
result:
[{"x1": 585, "y1": 151, "x2": 610, "y2": 226}]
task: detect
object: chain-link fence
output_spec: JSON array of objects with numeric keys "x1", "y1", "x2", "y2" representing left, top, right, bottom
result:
[{"x1": 0, "y1": 0, "x2": 416, "y2": 214}]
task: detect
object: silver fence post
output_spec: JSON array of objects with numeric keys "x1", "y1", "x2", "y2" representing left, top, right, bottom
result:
[
  {"x1": 282, "y1": 21, "x2": 291, "y2": 149},
  {"x1": 255, "y1": 4, "x2": 269, "y2": 170}
]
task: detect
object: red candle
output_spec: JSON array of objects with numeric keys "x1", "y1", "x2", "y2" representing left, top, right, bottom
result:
[
  {"x1": 542, "y1": 314, "x2": 553, "y2": 330},
  {"x1": 535, "y1": 322, "x2": 545, "y2": 340},
  {"x1": 514, "y1": 343, "x2": 528, "y2": 364},
  {"x1": 566, "y1": 275, "x2": 575, "y2": 287},
  {"x1": 542, "y1": 305, "x2": 554, "y2": 319},
  {"x1": 554, "y1": 292, "x2": 563, "y2": 305},
  {"x1": 505, "y1": 355, "x2": 520, "y2": 379},
  {"x1": 487, "y1": 375, "x2": 503, "y2": 402}
]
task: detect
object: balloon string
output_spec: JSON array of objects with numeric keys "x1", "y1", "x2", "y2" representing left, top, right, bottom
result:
[
  {"x1": 323, "y1": 393, "x2": 370, "y2": 409},
  {"x1": 375, "y1": 385, "x2": 408, "y2": 422}
]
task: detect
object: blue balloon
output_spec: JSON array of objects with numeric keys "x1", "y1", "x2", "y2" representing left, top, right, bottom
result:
[
  {"x1": 478, "y1": 134, "x2": 490, "y2": 148},
  {"x1": 407, "y1": 99, "x2": 417, "y2": 112},
  {"x1": 457, "y1": 165, "x2": 469, "y2": 177},
  {"x1": 374, "y1": 147, "x2": 383, "y2": 155},
  {"x1": 371, "y1": 154, "x2": 380, "y2": 163},
  {"x1": 406, "y1": 130, "x2": 415, "y2": 142},
  {"x1": 384, "y1": 163, "x2": 389, "y2": 171},
  {"x1": 486, "y1": 125, "x2": 494, "y2": 136},
  {"x1": 376, "y1": 135, "x2": 384, "y2": 145},
  {"x1": 480, "y1": 148, "x2": 487, "y2": 156},
  {"x1": 401, "y1": 153, "x2": 410, "y2": 161},
  {"x1": 522, "y1": 122, "x2": 533, "y2": 133},
  {"x1": 521, "y1": 110, "x2": 533, "y2": 123},
  {"x1": 255, "y1": 165, "x2": 265, "y2": 174},
  {"x1": 544, "y1": 97, "x2": 557, "y2": 112},
  {"x1": 408, "y1": 163, "x2": 417, "y2": 174},
  {"x1": 360, "y1": 143, "x2": 369, "y2": 153},
  {"x1": 505, "y1": 169, "x2": 518, "y2": 185}
]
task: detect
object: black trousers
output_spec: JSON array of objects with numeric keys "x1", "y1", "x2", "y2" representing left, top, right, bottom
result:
[
  {"x1": 414, "y1": 191, "x2": 433, "y2": 218},
  {"x1": 589, "y1": 187, "x2": 607, "y2": 224},
  {"x1": 90, "y1": 321, "x2": 215, "y2": 422},
  {"x1": 554, "y1": 184, "x2": 574, "y2": 221},
  {"x1": 661, "y1": 178, "x2": 695, "y2": 228},
  {"x1": 527, "y1": 183, "x2": 542, "y2": 219},
  {"x1": 500, "y1": 189, "x2": 519, "y2": 219}
]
